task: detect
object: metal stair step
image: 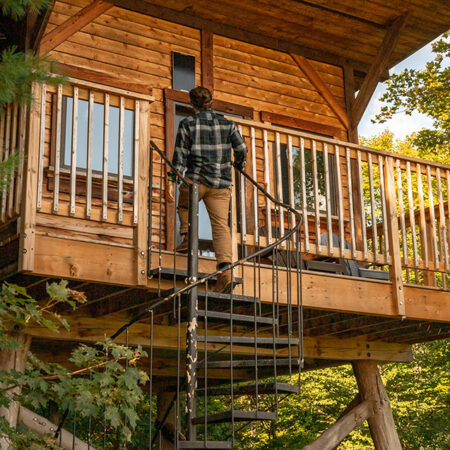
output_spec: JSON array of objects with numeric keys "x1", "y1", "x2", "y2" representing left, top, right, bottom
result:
[
  {"x1": 192, "y1": 410, "x2": 277, "y2": 425},
  {"x1": 177, "y1": 441, "x2": 232, "y2": 449},
  {"x1": 196, "y1": 290, "x2": 259, "y2": 304},
  {"x1": 198, "y1": 382, "x2": 299, "y2": 396},
  {"x1": 150, "y1": 268, "x2": 243, "y2": 285},
  {"x1": 198, "y1": 309, "x2": 275, "y2": 325},
  {"x1": 198, "y1": 335, "x2": 299, "y2": 345},
  {"x1": 201, "y1": 358, "x2": 301, "y2": 369}
]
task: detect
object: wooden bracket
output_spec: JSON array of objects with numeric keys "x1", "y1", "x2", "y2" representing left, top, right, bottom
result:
[
  {"x1": 351, "y1": 13, "x2": 408, "y2": 127},
  {"x1": 39, "y1": 0, "x2": 113, "y2": 55},
  {"x1": 290, "y1": 53, "x2": 349, "y2": 129}
]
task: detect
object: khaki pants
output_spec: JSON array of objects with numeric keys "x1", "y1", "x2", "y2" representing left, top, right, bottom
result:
[{"x1": 178, "y1": 182, "x2": 232, "y2": 266}]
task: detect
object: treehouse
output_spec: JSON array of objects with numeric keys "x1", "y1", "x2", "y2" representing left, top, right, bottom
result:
[{"x1": 0, "y1": 0, "x2": 449, "y2": 448}]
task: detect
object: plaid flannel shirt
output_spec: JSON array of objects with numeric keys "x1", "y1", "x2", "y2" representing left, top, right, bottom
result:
[{"x1": 170, "y1": 109, "x2": 247, "y2": 188}]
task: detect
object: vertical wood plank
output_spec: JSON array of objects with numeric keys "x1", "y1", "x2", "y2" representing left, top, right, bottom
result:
[
  {"x1": 312, "y1": 140, "x2": 321, "y2": 253},
  {"x1": 238, "y1": 125, "x2": 247, "y2": 244},
  {"x1": 346, "y1": 148, "x2": 356, "y2": 259},
  {"x1": 368, "y1": 153, "x2": 378, "y2": 262},
  {"x1": 36, "y1": 83, "x2": 46, "y2": 211},
  {"x1": 378, "y1": 155, "x2": 389, "y2": 261},
  {"x1": 201, "y1": 29, "x2": 214, "y2": 92},
  {"x1": 263, "y1": 129, "x2": 272, "y2": 244},
  {"x1": 0, "y1": 112, "x2": 4, "y2": 221},
  {"x1": 357, "y1": 150, "x2": 368, "y2": 260},
  {"x1": 447, "y1": 170, "x2": 450, "y2": 272},
  {"x1": 15, "y1": 105, "x2": 27, "y2": 215},
  {"x1": 287, "y1": 135, "x2": 295, "y2": 230},
  {"x1": 102, "y1": 93, "x2": 109, "y2": 221},
  {"x1": 133, "y1": 100, "x2": 140, "y2": 225},
  {"x1": 86, "y1": 90, "x2": 94, "y2": 218},
  {"x1": 118, "y1": 96, "x2": 124, "y2": 224},
  {"x1": 135, "y1": 100, "x2": 149, "y2": 286},
  {"x1": 251, "y1": 127, "x2": 259, "y2": 242},
  {"x1": 416, "y1": 163, "x2": 429, "y2": 269},
  {"x1": 1, "y1": 105, "x2": 12, "y2": 222},
  {"x1": 335, "y1": 146, "x2": 345, "y2": 257},
  {"x1": 436, "y1": 168, "x2": 448, "y2": 272},
  {"x1": 397, "y1": 160, "x2": 408, "y2": 267},
  {"x1": 275, "y1": 132, "x2": 284, "y2": 242},
  {"x1": 69, "y1": 86, "x2": 78, "y2": 217},
  {"x1": 164, "y1": 98, "x2": 175, "y2": 251},
  {"x1": 7, "y1": 104, "x2": 18, "y2": 218},
  {"x1": 384, "y1": 156, "x2": 405, "y2": 317},
  {"x1": 300, "y1": 138, "x2": 309, "y2": 252},
  {"x1": 406, "y1": 162, "x2": 418, "y2": 268},
  {"x1": 19, "y1": 82, "x2": 42, "y2": 271},
  {"x1": 426, "y1": 165, "x2": 439, "y2": 270},
  {"x1": 53, "y1": 84, "x2": 62, "y2": 214},
  {"x1": 323, "y1": 143, "x2": 333, "y2": 255}
]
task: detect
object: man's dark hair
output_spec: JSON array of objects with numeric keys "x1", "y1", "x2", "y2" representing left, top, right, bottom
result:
[{"x1": 189, "y1": 86, "x2": 212, "y2": 110}]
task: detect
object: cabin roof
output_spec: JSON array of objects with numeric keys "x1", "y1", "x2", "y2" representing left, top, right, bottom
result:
[{"x1": 121, "y1": 0, "x2": 449, "y2": 77}]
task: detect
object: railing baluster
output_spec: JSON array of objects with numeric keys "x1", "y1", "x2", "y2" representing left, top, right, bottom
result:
[
  {"x1": 335, "y1": 146, "x2": 345, "y2": 257},
  {"x1": 70, "y1": 86, "x2": 78, "y2": 217},
  {"x1": 118, "y1": 96, "x2": 124, "y2": 224},
  {"x1": 133, "y1": 100, "x2": 140, "y2": 225},
  {"x1": 300, "y1": 138, "x2": 309, "y2": 252},
  {"x1": 378, "y1": 155, "x2": 389, "y2": 262},
  {"x1": 15, "y1": 104, "x2": 27, "y2": 215},
  {"x1": 86, "y1": 90, "x2": 94, "y2": 218},
  {"x1": 312, "y1": 140, "x2": 321, "y2": 253},
  {"x1": 357, "y1": 150, "x2": 368, "y2": 260},
  {"x1": 447, "y1": 170, "x2": 450, "y2": 272},
  {"x1": 7, "y1": 104, "x2": 18, "y2": 217},
  {"x1": 53, "y1": 84, "x2": 62, "y2": 214},
  {"x1": 346, "y1": 147, "x2": 356, "y2": 259},
  {"x1": 397, "y1": 160, "x2": 408, "y2": 267},
  {"x1": 238, "y1": 125, "x2": 247, "y2": 244},
  {"x1": 102, "y1": 93, "x2": 109, "y2": 221},
  {"x1": 406, "y1": 161, "x2": 418, "y2": 269},
  {"x1": 37, "y1": 83, "x2": 46, "y2": 211},
  {"x1": 1, "y1": 104, "x2": 12, "y2": 222},
  {"x1": 287, "y1": 135, "x2": 295, "y2": 230},
  {"x1": 368, "y1": 153, "x2": 378, "y2": 262},
  {"x1": 263, "y1": 130, "x2": 272, "y2": 244},
  {"x1": 426, "y1": 165, "x2": 439, "y2": 271},
  {"x1": 323, "y1": 143, "x2": 333, "y2": 255},
  {"x1": 275, "y1": 132, "x2": 285, "y2": 244},
  {"x1": 436, "y1": 168, "x2": 448, "y2": 271},
  {"x1": 251, "y1": 127, "x2": 258, "y2": 242},
  {"x1": 416, "y1": 163, "x2": 429, "y2": 270}
]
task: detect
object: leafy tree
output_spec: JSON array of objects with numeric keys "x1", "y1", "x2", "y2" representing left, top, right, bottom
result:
[{"x1": 374, "y1": 32, "x2": 449, "y2": 160}]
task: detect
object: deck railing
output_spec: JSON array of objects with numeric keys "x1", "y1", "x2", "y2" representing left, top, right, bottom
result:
[{"x1": 232, "y1": 118, "x2": 450, "y2": 290}]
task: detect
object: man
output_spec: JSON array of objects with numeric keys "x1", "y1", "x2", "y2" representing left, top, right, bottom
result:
[{"x1": 168, "y1": 86, "x2": 247, "y2": 293}]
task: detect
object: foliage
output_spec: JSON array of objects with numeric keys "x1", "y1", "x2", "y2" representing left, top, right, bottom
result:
[
  {"x1": 0, "y1": 0, "x2": 49, "y2": 20},
  {"x1": 374, "y1": 32, "x2": 450, "y2": 158},
  {"x1": 0, "y1": 281, "x2": 149, "y2": 448}
]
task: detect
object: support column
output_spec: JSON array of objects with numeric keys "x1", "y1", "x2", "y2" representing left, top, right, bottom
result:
[
  {"x1": 0, "y1": 332, "x2": 31, "y2": 449},
  {"x1": 353, "y1": 360, "x2": 402, "y2": 450}
]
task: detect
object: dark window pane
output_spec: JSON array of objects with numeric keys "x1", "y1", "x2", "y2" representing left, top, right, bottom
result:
[{"x1": 172, "y1": 52, "x2": 195, "y2": 91}]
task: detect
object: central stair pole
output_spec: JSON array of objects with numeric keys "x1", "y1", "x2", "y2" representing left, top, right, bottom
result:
[{"x1": 186, "y1": 182, "x2": 199, "y2": 441}]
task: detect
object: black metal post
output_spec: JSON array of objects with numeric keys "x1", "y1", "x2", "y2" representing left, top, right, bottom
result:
[{"x1": 186, "y1": 182, "x2": 199, "y2": 441}]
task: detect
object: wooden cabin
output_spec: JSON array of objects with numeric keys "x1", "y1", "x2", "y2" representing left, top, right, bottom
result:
[{"x1": 0, "y1": 0, "x2": 449, "y2": 448}]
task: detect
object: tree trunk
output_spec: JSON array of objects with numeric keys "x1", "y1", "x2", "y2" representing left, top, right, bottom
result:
[
  {"x1": 352, "y1": 360, "x2": 402, "y2": 450},
  {"x1": 0, "y1": 332, "x2": 32, "y2": 449}
]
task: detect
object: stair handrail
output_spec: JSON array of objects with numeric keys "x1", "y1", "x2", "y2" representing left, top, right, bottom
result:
[{"x1": 111, "y1": 140, "x2": 303, "y2": 339}]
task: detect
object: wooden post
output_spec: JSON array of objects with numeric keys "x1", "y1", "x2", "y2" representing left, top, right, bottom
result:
[
  {"x1": 0, "y1": 333, "x2": 31, "y2": 448},
  {"x1": 353, "y1": 360, "x2": 402, "y2": 450}
]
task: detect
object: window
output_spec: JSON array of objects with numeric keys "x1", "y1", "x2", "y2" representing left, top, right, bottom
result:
[
  {"x1": 60, "y1": 95, "x2": 134, "y2": 178},
  {"x1": 273, "y1": 141, "x2": 338, "y2": 215},
  {"x1": 172, "y1": 52, "x2": 195, "y2": 91}
]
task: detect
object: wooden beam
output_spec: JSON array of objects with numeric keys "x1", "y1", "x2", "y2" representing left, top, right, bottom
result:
[
  {"x1": 111, "y1": 0, "x2": 371, "y2": 74},
  {"x1": 39, "y1": 0, "x2": 113, "y2": 55},
  {"x1": 353, "y1": 360, "x2": 402, "y2": 449},
  {"x1": 260, "y1": 111, "x2": 341, "y2": 138},
  {"x1": 201, "y1": 29, "x2": 214, "y2": 91},
  {"x1": 290, "y1": 53, "x2": 349, "y2": 129},
  {"x1": 384, "y1": 156, "x2": 406, "y2": 317},
  {"x1": 351, "y1": 14, "x2": 408, "y2": 127},
  {"x1": 343, "y1": 64, "x2": 358, "y2": 142},
  {"x1": 303, "y1": 399, "x2": 372, "y2": 450},
  {"x1": 24, "y1": 317, "x2": 413, "y2": 362}
]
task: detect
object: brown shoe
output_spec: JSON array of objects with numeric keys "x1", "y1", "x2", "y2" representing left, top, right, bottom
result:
[
  {"x1": 176, "y1": 236, "x2": 188, "y2": 253},
  {"x1": 214, "y1": 270, "x2": 233, "y2": 293}
]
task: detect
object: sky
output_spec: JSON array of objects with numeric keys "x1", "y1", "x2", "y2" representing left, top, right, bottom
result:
[{"x1": 358, "y1": 40, "x2": 438, "y2": 139}]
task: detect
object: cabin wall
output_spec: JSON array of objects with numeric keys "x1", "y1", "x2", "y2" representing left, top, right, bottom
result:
[{"x1": 38, "y1": 0, "x2": 351, "y2": 253}]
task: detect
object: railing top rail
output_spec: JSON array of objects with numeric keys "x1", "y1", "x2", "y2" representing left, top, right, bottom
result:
[{"x1": 229, "y1": 116, "x2": 450, "y2": 171}]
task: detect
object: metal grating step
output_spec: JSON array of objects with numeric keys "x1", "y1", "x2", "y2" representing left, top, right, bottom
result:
[
  {"x1": 198, "y1": 382, "x2": 299, "y2": 396},
  {"x1": 198, "y1": 335, "x2": 299, "y2": 346},
  {"x1": 200, "y1": 358, "x2": 301, "y2": 369},
  {"x1": 150, "y1": 268, "x2": 243, "y2": 285},
  {"x1": 198, "y1": 309, "x2": 275, "y2": 325},
  {"x1": 177, "y1": 441, "x2": 232, "y2": 449},
  {"x1": 196, "y1": 290, "x2": 259, "y2": 304},
  {"x1": 192, "y1": 410, "x2": 277, "y2": 425}
]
